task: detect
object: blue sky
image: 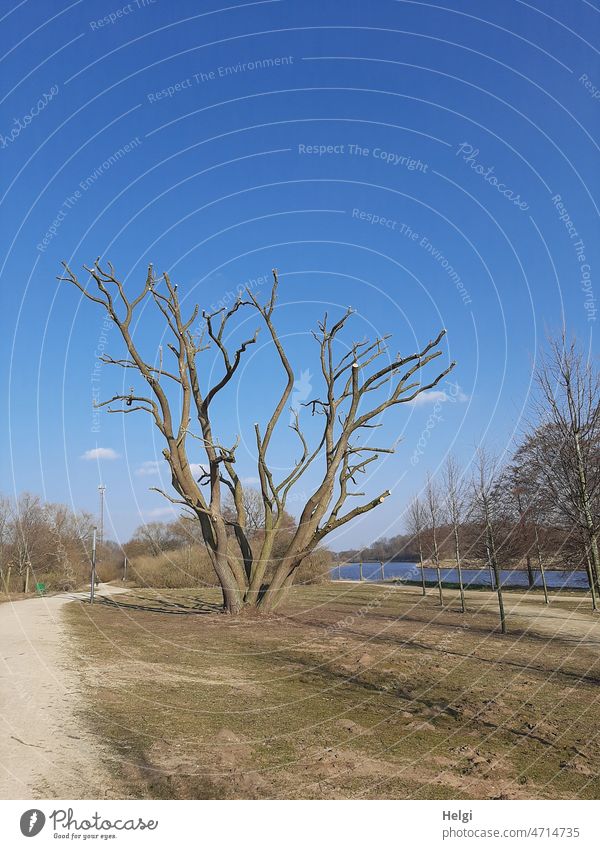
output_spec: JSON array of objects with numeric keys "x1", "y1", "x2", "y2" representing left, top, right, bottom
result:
[{"x1": 0, "y1": 0, "x2": 598, "y2": 548}]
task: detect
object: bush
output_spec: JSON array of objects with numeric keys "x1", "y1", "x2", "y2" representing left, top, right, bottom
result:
[
  {"x1": 128, "y1": 545, "x2": 218, "y2": 589},
  {"x1": 294, "y1": 548, "x2": 332, "y2": 585},
  {"x1": 126, "y1": 543, "x2": 332, "y2": 590}
]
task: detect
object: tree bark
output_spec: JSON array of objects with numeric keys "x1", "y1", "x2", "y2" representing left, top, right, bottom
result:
[
  {"x1": 418, "y1": 538, "x2": 426, "y2": 596},
  {"x1": 584, "y1": 548, "x2": 598, "y2": 612},
  {"x1": 453, "y1": 525, "x2": 466, "y2": 613},
  {"x1": 526, "y1": 554, "x2": 535, "y2": 589},
  {"x1": 533, "y1": 525, "x2": 549, "y2": 605},
  {"x1": 486, "y1": 523, "x2": 506, "y2": 634}
]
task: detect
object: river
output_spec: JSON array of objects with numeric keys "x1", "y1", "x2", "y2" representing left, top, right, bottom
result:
[{"x1": 331, "y1": 561, "x2": 590, "y2": 589}]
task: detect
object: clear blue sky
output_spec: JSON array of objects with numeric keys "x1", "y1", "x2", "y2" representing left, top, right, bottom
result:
[{"x1": 1, "y1": 0, "x2": 598, "y2": 548}]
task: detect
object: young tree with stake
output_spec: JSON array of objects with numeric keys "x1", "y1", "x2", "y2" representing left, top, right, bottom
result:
[
  {"x1": 443, "y1": 455, "x2": 467, "y2": 613},
  {"x1": 472, "y1": 447, "x2": 507, "y2": 634},
  {"x1": 407, "y1": 496, "x2": 427, "y2": 595},
  {"x1": 425, "y1": 473, "x2": 444, "y2": 606}
]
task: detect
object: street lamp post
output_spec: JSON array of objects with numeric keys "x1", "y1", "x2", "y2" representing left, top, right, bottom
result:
[
  {"x1": 90, "y1": 527, "x2": 97, "y2": 604},
  {"x1": 98, "y1": 484, "x2": 106, "y2": 546}
]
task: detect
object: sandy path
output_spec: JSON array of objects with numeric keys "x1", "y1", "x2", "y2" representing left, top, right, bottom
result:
[
  {"x1": 488, "y1": 594, "x2": 600, "y2": 646},
  {"x1": 340, "y1": 581, "x2": 600, "y2": 645},
  {"x1": 0, "y1": 584, "x2": 128, "y2": 799}
]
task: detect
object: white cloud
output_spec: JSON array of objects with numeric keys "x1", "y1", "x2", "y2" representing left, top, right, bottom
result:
[
  {"x1": 190, "y1": 463, "x2": 208, "y2": 479},
  {"x1": 410, "y1": 390, "x2": 448, "y2": 406},
  {"x1": 409, "y1": 385, "x2": 469, "y2": 406},
  {"x1": 81, "y1": 447, "x2": 120, "y2": 461},
  {"x1": 144, "y1": 506, "x2": 177, "y2": 519},
  {"x1": 135, "y1": 460, "x2": 161, "y2": 476},
  {"x1": 242, "y1": 476, "x2": 260, "y2": 485}
]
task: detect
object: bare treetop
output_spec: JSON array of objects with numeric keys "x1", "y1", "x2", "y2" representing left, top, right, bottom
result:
[{"x1": 60, "y1": 260, "x2": 455, "y2": 613}]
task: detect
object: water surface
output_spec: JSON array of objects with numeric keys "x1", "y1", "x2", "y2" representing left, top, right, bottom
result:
[{"x1": 331, "y1": 561, "x2": 589, "y2": 589}]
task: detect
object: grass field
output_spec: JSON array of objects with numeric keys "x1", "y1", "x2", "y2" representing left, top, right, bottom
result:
[{"x1": 63, "y1": 582, "x2": 600, "y2": 800}]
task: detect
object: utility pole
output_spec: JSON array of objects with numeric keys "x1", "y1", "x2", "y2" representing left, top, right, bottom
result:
[
  {"x1": 90, "y1": 527, "x2": 97, "y2": 604},
  {"x1": 98, "y1": 484, "x2": 106, "y2": 547}
]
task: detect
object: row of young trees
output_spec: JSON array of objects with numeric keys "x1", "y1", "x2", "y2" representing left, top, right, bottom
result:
[{"x1": 407, "y1": 335, "x2": 600, "y2": 633}]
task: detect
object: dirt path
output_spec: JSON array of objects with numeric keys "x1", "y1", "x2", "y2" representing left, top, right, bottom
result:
[
  {"x1": 0, "y1": 584, "x2": 128, "y2": 799},
  {"x1": 341, "y1": 581, "x2": 600, "y2": 645},
  {"x1": 427, "y1": 584, "x2": 600, "y2": 645},
  {"x1": 485, "y1": 593, "x2": 600, "y2": 646}
]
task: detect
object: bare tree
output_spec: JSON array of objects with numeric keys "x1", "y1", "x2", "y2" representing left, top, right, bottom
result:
[
  {"x1": 407, "y1": 496, "x2": 427, "y2": 595},
  {"x1": 223, "y1": 487, "x2": 265, "y2": 539},
  {"x1": 528, "y1": 334, "x2": 600, "y2": 597},
  {"x1": 443, "y1": 455, "x2": 467, "y2": 612},
  {"x1": 0, "y1": 496, "x2": 11, "y2": 591},
  {"x1": 503, "y1": 447, "x2": 550, "y2": 604},
  {"x1": 425, "y1": 474, "x2": 444, "y2": 606},
  {"x1": 472, "y1": 447, "x2": 507, "y2": 633},
  {"x1": 60, "y1": 261, "x2": 454, "y2": 613},
  {"x1": 128, "y1": 521, "x2": 184, "y2": 557},
  {"x1": 12, "y1": 493, "x2": 46, "y2": 593}
]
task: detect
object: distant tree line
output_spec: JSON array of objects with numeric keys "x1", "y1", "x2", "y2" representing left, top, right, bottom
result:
[
  {"x1": 0, "y1": 493, "x2": 119, "y2": 593},
  {"x1": 0, "y1": 487, "x2": 332, "y2": 598},
  {"x1": 336, "y1": 534, "x2": 419, "y2": 564}
]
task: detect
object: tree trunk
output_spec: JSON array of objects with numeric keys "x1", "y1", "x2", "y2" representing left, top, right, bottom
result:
[
  {"x1": 453, "y1": 525, "x2": 465, "y2": 613},
  {"x1": 588, "y1": 533, "x2": 600, "y2": 598},
  {"x1": 570, "y1": 425, "x2": 600, "y2": 595},
  {"x1": 222, "y1": 586, "x2": 245, "y2": 614},
  {"x1": 256, "y1": 554, "x2": 301, "y2": 613},
  {"x1": 584, "y1": 548, "x2": 598, "y2": 612},
  {"x1": 526, "y1": 554, "x2": 535, "y2": 589},
  {"x1": 431, "y1": 528, "x2": 443, "y2": 606},
  {"x1": 534, "y1": 526, "x2": 549, "y2": 605},
  {"x1": 487, "y1": 525, "x2": 506, "y2": 634},
  {"x1": 211, "y1": 548, "x2": 245, "y2": 614},
  {"x1": 485, "y1": 543, "x2": 495, "y2": 589},
  {"x1": 418, "y1": 539, "x2": 426, "y2": 596},
  {"x1": 246, "y1": 530, "x2": 276, "y2": 604},
  {"x1": 257, "y1": 575, "x2": 291, "y2": 613}
]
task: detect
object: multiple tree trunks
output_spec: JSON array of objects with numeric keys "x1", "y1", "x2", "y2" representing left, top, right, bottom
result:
[{"x1": 60, "y1": 261, "x2": 453, "y2": 614}]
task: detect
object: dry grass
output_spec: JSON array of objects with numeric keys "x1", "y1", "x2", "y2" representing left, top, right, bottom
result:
[
  {"x1": 63, "y1": 582, "x2": 600, "y2": 800},
  {"x1": 127, "y1": 546, "x2": 218, "y2": 589},
  {"x1": 126, "y1": 545, "x2": 330, "y2": 590}
]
